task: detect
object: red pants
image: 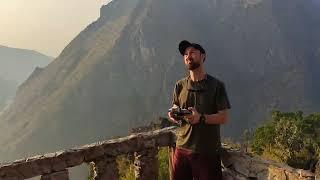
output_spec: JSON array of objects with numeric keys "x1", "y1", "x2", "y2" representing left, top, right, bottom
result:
[{"x1": 170, "y1": 147, "x2": 222, "y2": 180}]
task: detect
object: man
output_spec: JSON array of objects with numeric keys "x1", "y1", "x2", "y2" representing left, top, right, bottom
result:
[{"x1": 168, "y1": 40, "x2": 231, "y2": 180}]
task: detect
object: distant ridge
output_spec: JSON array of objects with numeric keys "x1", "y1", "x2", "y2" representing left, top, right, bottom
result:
[{"x1": 0, "y1": 45, "x2": 52, "y2": 118}]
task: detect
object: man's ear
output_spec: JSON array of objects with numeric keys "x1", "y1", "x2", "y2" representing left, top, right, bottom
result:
[{"x1": 202, "y1": 54, "x2": 206, "y2": 62}]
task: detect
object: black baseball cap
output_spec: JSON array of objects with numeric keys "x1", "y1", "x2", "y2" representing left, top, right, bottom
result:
[{"x1": 178, "y1": 40, "x2": 206, "y2": 55}]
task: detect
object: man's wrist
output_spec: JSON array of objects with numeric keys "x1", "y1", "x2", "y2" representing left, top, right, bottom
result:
[{"x1": 199, "y1": 113, "x2": 206, "y2": 124}]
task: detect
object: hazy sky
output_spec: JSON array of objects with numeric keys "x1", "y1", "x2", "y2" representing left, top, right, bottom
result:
[{"x1": 0, "y1": 0, "x2": 111, "y2": 57}]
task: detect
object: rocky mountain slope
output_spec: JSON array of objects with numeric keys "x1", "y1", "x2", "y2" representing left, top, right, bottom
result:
[{"x1": 0, "y1": 77, "x2": 15, "y2": 111}]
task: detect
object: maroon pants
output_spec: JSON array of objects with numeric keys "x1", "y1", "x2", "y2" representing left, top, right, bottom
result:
[{"x1": 170, "y1": 147, "x2": 222, "y2": 180}]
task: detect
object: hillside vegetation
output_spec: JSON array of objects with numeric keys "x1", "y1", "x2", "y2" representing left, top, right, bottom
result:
[{"x1": 252, "y1": 111, "x2": 320, "y2": 171}]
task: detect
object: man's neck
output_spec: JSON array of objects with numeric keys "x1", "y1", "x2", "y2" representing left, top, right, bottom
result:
[{"x1": 189, "y1": 67, "x2": 206, "y2": 82}]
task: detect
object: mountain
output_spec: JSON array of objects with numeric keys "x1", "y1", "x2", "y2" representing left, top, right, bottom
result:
[
  {"x1": 0, "y1": 0, "x2": 319, "y2": 162},
  {"x1": 0, "y1": 45, "x2": 52, "y2": 113},
  {"x1": 0, "y1": 77, "x2": 15, "y2": 111},
  {"x1": 0, "y1": 45, "x2": 53, "y2": 84}
]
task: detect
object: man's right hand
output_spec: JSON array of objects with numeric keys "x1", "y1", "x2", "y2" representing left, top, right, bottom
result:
[{"x1": 168, "y1": 105, "x2": 180, "y2": 124}]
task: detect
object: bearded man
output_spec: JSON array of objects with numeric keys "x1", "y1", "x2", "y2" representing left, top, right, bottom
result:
[{"x1": 168, "y1": 40, "x2": 231, "y2": 180}]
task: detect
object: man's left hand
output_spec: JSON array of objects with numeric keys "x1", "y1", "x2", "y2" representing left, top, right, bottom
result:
[{"x1": 184, "y1": 107, "x2": 201, "y2": 124}]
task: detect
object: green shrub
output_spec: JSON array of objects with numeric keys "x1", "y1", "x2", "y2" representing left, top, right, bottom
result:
[
  {"x1": 251, "y1": 111, "x2": 320, "y2": 170},
  {"x1": 87, "y1": 162, "x2": 96, "y2": 180},
  {"x1": 117, "y1": 154, "x2": 135, "y2": 180},
  {"x1": 158, "y1": 147, "x2": 170, "y2": 180}
]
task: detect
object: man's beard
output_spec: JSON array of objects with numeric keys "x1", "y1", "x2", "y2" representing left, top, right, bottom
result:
[{"x1": 186, "y1": 62, "x2": 200, "y2": 70}]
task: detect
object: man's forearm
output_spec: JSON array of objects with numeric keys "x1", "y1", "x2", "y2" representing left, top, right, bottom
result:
[{"x1": 204, "y1": 110, "x2": 229, "y2": 124}]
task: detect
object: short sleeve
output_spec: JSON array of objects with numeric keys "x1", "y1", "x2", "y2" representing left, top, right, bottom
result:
[
  {"x1": 215, "y1": 82, "x2": 231, "y2": 111},
  {"x1": 172, "y1": 83, "x2": 180, "y2": 106}
]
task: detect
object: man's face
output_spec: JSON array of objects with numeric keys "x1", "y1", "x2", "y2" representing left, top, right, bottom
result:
[{"x1": 183, "y1": 47, "x2": 204, "y2": 70}]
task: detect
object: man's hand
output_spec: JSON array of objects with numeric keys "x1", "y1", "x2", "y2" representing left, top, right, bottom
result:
[
  {"x1": 184, "y1": 107, "x2": 201, "y2": 124},
  {"x1": 168, "y1": 105, "x2": 180, "y2": 124}
]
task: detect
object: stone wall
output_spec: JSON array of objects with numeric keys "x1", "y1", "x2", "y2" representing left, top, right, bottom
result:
[
  {"x1": 221, "y1": 144, "x2": 315, "y2": 180},
  {"x1": 0, "y1": 127, "x2": 316, "y2": 180}
]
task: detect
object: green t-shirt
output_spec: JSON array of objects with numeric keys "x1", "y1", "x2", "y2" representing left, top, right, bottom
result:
[{"x1": 172, "y1": 74, "x2": 231, "y2": 155}]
